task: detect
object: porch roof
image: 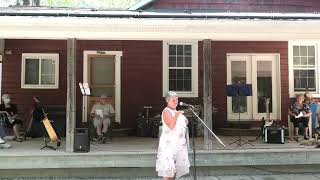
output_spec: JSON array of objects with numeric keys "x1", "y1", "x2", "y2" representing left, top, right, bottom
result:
[{"x1": 1, "y1": 8, "x2": 320, "y2": 40}]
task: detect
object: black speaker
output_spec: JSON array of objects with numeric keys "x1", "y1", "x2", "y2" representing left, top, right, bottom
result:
[
  {"x1": 264, "y1": 126, "x2": 284, "y2": 144},
  {"x1": 74, "y1": 128, "x2": 90, "y2": 152}
]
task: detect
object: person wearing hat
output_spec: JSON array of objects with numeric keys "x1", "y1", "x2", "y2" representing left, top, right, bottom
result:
[{"x1": 90, "y1": 94, "x2": 115, "y2": 143}]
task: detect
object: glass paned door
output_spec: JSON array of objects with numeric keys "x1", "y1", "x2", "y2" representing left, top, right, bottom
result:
[
  {"x1": 227, "y1": 55, "x2": 252, "y2": 120},
  {"x1": 88, "y1": 55, "x2": 115, "y2": 115},
  {"x1": 231, "y1": 61, "x2": 247, "y2": 114},
  {"x1": 252, "y1": 55, "x2": 280, "y2": 120},
  {"x1": 227, "y1": 54, "x2": 280, "y2": 121},
  {"x1": 257, "y1": 61, "x2": 272, "y2": 113}
]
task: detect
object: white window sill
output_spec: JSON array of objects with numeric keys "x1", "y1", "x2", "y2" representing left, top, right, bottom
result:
[
  {"x1": 21, "y1": 85, "x2": 58, "y2": 89},
  {"x1": 289, "y1": 92, "x2": 320, "y2": 98}
]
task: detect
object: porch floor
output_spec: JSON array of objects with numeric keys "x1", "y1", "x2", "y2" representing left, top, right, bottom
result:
[{"x1": 1, "y1": 135, "x2": 318, "y2": 155}]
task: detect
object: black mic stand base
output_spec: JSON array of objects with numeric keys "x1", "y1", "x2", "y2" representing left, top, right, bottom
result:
[
  {"x1": 41, "y1": 137, "x2": 56, "y2": 150},
  {"x1": 229, "y1": 138, "x2": 254, "y2": 147}
]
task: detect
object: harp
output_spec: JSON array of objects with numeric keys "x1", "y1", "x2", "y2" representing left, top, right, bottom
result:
[{"x1": 33, "y1": 97, "x2": 61, "y2": 150}]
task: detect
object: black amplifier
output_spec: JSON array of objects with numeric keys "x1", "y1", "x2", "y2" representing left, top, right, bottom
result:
[
  {"x1": 74, "y1": 128, "x2": 90, "y2": 152},
  {"x1": 264, "y1": 126, "x2": 284, "y2": 144}
]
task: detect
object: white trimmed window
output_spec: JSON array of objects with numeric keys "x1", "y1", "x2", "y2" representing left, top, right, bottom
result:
[
  {"x1": 289, "y1": 41, "x2": 319, "y2": 97},
  {"x1": 162, "y1": 41, "x2": 198, "y2": 97},
  {"x1": 21, "y1": 53, "x2": 59, "y2": 89}
]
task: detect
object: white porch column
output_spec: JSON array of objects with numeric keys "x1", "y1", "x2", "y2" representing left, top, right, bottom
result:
[
  {"x1": 0, "y1": 39, "x2": 4, "y2": 99},
  {"x1": 66, "y1": 38, "x2": 77, "y2": 152},
  {"x1": 203, "y1": 39, "x2": 213, "y2": 150}
]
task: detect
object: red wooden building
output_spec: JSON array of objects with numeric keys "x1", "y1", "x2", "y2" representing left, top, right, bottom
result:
[{"x1": 1, "y1": 0, "x2": 320, "y2": 150}]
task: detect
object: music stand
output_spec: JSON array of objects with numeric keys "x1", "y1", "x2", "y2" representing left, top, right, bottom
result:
[
  {"x1": 79, "y1": 82, "x2": 92, "y2": 141},
  {"x1": 226, "y1": 84, "x2": 254, "y2": 147},
  {"x1": 79, "y1": 82, "x2": 91, "y2": 96},
  {"x1": 79, "y1": 82, "x2": 90, "y2": 121}
]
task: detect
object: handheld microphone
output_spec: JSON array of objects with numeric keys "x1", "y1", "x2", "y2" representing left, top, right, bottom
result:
[{"x1": 179, "y1": 102, "x2": 194, "y2": 108}]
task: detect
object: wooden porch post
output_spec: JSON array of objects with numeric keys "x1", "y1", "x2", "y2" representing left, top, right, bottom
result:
[
  {"x1": 0, "y1": 39, "x2": 4, "y2": 54},
  {"x1": 203, "y1": 39, "x2": 213, "y2": 150},
  {"x1": 66, "y1": 38, "x2": 77, "y2": 152},
  {"x1": 0, "y1": 39, "x2": 4, "y2": 98}
]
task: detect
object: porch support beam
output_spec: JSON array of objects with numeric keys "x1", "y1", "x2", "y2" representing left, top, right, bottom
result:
[
  {"x1": 203, "y1": 39, "x2": 213, "y2": 150},
  {"x1": 66, "y1": 38, "x2": 77, "y2": 152},
  {"x1": 0, "y1": 39, "x2": 4, "y2": 98},
  {"x1": 0, "y1": 39, "x2": 4, "y2": 54}
]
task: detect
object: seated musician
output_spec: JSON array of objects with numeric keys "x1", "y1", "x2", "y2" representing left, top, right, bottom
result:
[
  {"x1": 0, "y1": 94, "x2": 24, "y2": 142},
  {"x1": 288, "y1": 94, "x2": 312, "y2": 141},
  {"x1": 90, "y1": 94, "x2": 115, "y2": 143}
]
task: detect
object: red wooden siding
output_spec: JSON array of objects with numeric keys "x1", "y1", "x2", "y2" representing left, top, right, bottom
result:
[
  {"x1": 3, "y1": 39, "x2": 67, "y2": 125},
  {"x1": 209, "y1": 41, "x2": 289, "y2": 127},
  {"x1": 76, "y1": 40, "x2": 163, "y2": 128},
  {"x1": 3, "y1": 39, "x2": 289, "y2": 129},
  {"x1": 149, "y1": 0, "x2": 320, "y2": 12}
]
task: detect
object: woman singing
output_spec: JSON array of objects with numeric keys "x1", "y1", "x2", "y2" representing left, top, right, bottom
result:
[{"x1": 156, "y1": 91, "x2": 190, "y2": 180}]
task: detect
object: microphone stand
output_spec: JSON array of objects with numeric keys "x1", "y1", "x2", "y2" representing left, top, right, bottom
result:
[
  {"x1": 187, "y1": 106, "x2": 226, "y2": 180},
  {"x1": 190, "y1": 110, "x2": 196, "y2": 180}
]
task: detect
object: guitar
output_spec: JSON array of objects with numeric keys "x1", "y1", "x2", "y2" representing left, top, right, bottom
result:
[
  {"x1": 264, "y1": 97, "x2": 273, "y2": 127},
  {"x1": 0, "y1": 111, "x2": 17, "y2": 127}
]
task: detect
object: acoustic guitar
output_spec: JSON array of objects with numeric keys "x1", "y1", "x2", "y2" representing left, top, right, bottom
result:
[
  {"x1": 0, "y1": 111, "x2": 17, "y2": 128},
  {"x1": 264, "y1": 97, "x2": 273, "y2": 127}
]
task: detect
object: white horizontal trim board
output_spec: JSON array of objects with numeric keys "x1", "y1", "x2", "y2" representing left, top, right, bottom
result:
[{"x1": 1, "y1": 16, "x2": 320, "y2": 40}]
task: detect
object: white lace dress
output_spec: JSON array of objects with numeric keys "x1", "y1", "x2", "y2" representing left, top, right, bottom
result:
[{"x1": 156, "y1": 107, "x2": 190, "y2": 178}]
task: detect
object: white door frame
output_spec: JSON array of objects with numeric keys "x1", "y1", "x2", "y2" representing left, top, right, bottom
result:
[
  {"x1": 226, "y1": 53, "x2": 281, "y2": 121},
  {"x1": 82, "y1": 50, "x2": 123, "y2": 123},
  {"x1": 251, "y1": 54, "x2": 281, "y2": 120}
]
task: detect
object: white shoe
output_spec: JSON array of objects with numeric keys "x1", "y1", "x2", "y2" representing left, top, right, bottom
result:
[
  {"x1": 0, "y1": 142, "x2": 11, "y2": 149},
  {"x1": 0, "y1": 137, "x2": 6, "y2": 144}
]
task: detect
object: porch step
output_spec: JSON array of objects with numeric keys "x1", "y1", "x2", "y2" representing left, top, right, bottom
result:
[{"x1": 2, "y1": 166, "x2": 320, "y2": 179}]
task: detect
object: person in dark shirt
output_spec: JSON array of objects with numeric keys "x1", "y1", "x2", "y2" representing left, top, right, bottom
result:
[
  {"x1": 288, "y1": 94, "x2": 312, "y2": 141},
  {"x1": 0, "y1": 94, "x2": 23, "y2": 142}
]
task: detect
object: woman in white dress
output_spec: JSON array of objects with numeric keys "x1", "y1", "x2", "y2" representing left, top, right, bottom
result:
[{"x1": 156, "y1": 91, "x2": 190, "y2": 180}]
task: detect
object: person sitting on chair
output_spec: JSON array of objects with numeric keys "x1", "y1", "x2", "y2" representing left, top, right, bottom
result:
[
  {"x1": 90, "y1": 94, "x2": 115, "y2": 143},
  {"x1": 0, "y1": 94, "x2": 24, "y2": 142},
  {"x1": 288, "y1": 94, "x2": 312, "y2": 141}
]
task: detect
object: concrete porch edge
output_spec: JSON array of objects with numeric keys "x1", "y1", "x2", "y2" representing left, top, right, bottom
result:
[{"x1": 1, "y1": 148, "x2": 320, "y2": 169}]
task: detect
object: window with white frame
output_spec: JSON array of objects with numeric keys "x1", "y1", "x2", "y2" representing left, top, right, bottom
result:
[
  {"x1": 21, "y1": 53, "x2": 59, "y2": 89},
  {"x1": 163, "y1": 41, "x2": 198, "y2": 97},
  {"x1": 292, "y1": 45, "x2": 316, "y2": 92}
]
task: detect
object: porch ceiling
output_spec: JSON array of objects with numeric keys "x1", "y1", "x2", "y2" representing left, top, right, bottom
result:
[{"x1": 1, "y1": 15, "x2": 320, "y2": 40}]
